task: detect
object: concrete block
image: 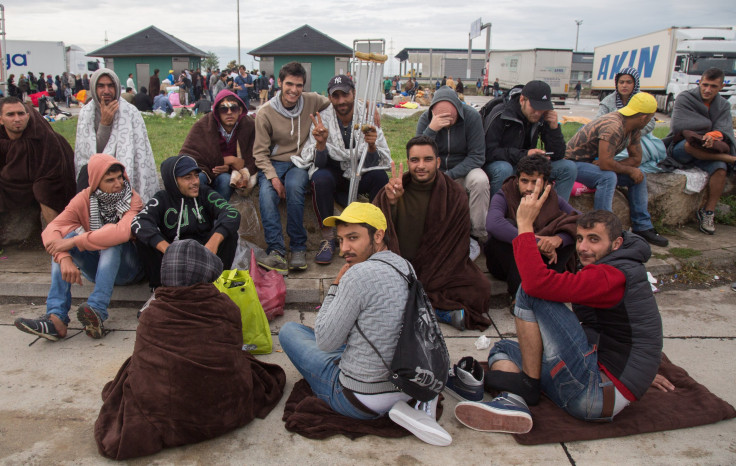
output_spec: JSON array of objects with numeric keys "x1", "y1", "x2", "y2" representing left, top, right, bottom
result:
[{"x1": 284, "y1": 278, "x2": 320, "y2": 303}]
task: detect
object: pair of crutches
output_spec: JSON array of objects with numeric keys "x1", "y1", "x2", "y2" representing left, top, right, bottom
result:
[{"x1": 346, "y1": 51, "x2": 388, "y2": 204}]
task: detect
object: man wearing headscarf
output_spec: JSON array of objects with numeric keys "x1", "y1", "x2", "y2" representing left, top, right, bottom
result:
[
  {"x1": 94, "y1": 239, "x2": 286, "y2": 460},
  {"x1": 74, "y1": 68, "x2": 159, "y2": 202},
  {"x1": 14, "y1": 154, "x2": 144, "y2": 342}
]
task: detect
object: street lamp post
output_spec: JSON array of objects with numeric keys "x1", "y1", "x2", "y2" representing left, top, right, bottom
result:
[
  {"x1": 575, "y1": 20, "x2": 583, "y2": 52},
  {"x1": 237, "y1": 0, "x2": 241, "y2": 65}
]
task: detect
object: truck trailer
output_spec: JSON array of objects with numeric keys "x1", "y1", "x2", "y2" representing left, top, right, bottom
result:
[
  {"x1": 3, "y1": 40, "x2": 100, "y2": 80},
  {"x1": 484, "y1": 48, "x2": 573, "y2": 97},
  {"x1": 591, "y1": 27, "x2": 736, "y2": 114}
]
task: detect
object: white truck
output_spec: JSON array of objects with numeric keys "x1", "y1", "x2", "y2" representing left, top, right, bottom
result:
[
  {"x1": 484, "y1": 48, "x2": 573, "y2": 97},
  {"x1": 591, "y1": 27, "x2": 736, "y2": 114},
  {"x1": 2, "y1": 40, "x2": 100, "y2": 79}
]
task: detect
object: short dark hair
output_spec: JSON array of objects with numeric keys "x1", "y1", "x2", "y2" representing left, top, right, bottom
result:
[
  {"x1": 0, "y1": 96, "x2": 25, "y2": 113},
  {"x1": 140, "y1": 86, "x2": 147, "y2": 94},
  {"x1": 125, "y1": 87, "x2": 133, "y2": 92},
  {"x1": 105, "y1": 163, "x2": 125, "y2": 177},
  {"x1": 702, "y1": 67, "x2": 725, "y2": 82},
  {"x1": 577, "y1": 210, "x2": 623, "y2": 242},
  {"x1": 279, "y1": 62, "x2": 307, "y2": 83},
  {"x1": 154, "y1": 69, "x2": 159, "y2": 74},
  {"x1": 406, "y1": 135, "x2": 438, "y2": 158},
  {"x1": 516, "y1": 155, "x2": 551, "y2": 181}
]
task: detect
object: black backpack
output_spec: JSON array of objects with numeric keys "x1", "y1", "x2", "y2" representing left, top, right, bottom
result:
[
  {"x1": 355, "y1": 258, "x2": 450, "y2": 402},
  {"x1": 478, "y1": 84, "x2": 524, "y2": 135}
]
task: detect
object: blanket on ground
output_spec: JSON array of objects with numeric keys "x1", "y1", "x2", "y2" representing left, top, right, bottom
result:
[
  {"x1": 75, "y1": 99, "x2": 159, "y2": 201},
  {"x1": 512, "y1": 353, "x2": 736, "y2": 445},
  {"x1": 375, "y1": 171, "x2": 491, "y2": 331},
  {"x1": 0, "y1": 104, "x2": 75, "y2": 213},
  {"x1": 282, "y1": 379, "x2": 444, "y2": 440},
  {"x1": 94, "y1": 283, "x2": 286, "y2": 460}
]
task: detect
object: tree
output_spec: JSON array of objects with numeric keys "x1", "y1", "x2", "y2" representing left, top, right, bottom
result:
[
  {"x1": 202, "y1": 51, "x2": 219, "y2": 71},
  {"x1": 226, "y1": 60, "x2": 237, "y2": 71}
]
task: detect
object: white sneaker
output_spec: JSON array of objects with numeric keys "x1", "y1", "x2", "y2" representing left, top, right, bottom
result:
[
  {"x1": 469, "y1": 238, "x2": 481, "y2": 261},
  {"x1": 389, "y1": 398, "x2": 452, "y2": 446}
]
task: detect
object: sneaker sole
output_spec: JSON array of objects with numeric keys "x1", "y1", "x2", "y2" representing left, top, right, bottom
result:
[
  {"x1": 77, "y1": 305, "x2": 104, "y2": 339},
  {"x1": 14, "y1": 321, "x2": 59, "y2": 341},
  {"x1": 289, "y1": 264, "x2": 308, "y2": 271},
  {"x1": 389, "y1": 402, "x2": 452, "y2": 446},
  {"x1": 454, "y1": 401, "x2": 533, "y2": 434},
  {"x1": 256, "y1": 261, "x2": 288, "y2": 275}
]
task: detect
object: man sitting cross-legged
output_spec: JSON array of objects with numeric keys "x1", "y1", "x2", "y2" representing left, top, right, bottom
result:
[
  {"x1": 14, "y1": 154, "x2": 144, "y2": 341},
  {"x1": 455, "y1": 181, "x2": 670, "y2": 433}
]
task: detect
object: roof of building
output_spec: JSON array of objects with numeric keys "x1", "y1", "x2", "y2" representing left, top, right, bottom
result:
[
  {"x1": 89, "y1": 26, "x2": 207, "y2": 58},
  {"x1": 249, "y1": 25, "x2": 352, "y2": 57}
]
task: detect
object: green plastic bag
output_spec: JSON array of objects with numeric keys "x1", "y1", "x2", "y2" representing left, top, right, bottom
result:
[{"x1": 214, "y1": 269, "x2": 273, "y2": 354}]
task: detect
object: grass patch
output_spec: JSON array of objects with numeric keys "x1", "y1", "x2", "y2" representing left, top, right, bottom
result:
[
  {"x1": 652, "y1": 252, "x2": 669, "y2": 260},
  {"x1": 669, "y1": 247, "x2": 701, "y2": 259},
  {"x1": 672, "y1": 262, "x2": 712, "y2": 284},
  {"x1": 381, "y1": 113, "x2": 422, "y2": 164},
  {"x1": 715, "y1": 195, "x2": 736, "y2": 226}
]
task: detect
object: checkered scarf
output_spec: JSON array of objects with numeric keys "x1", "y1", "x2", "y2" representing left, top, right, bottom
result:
[
  {"x1": 89, "y1": 180, "x2": 132, "y2": 231},
  {"x1": 614, "y1": 67, "x2": 641, "y2": 110},
  {"x1": 160, "y1": 239, "x2": 223, "y2": 287}
]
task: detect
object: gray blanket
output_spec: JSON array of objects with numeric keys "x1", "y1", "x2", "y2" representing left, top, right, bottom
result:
[{"x1": 662, "y1": 87, "x2": 735, "y2": 156}]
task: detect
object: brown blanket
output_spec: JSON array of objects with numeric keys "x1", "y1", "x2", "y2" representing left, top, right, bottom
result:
[
  {"x1": 283, "y1": 379, "x2": 444, "y2": 440},
  {"x1": 179, "y1": 111, "x2": 256, "y2": 182},
  {"x1": 94, "y1": 283, "x2": 286, "y2": 460},
  {"x1": 513, "y1": 353, "x2": 736, "y2": 445},
  {"x1": 376, "y1": 171, "x2": 491, "y2": 330},
  {"x1": 0, "y1": 104, "x2": 75, "y2": 213}
]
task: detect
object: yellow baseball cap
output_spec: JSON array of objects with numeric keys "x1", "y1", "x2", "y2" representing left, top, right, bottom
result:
[
  {"x1": 323, "y1": 202, "x2": 387, "y2": 230},
  {"x1": 619, "y1": 92, "x2": 657, "y2": 116}
]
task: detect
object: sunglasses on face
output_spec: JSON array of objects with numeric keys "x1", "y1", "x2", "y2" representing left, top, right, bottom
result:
[{"x1": 217, "y1": 103, "x2": 241, "y2": 114}]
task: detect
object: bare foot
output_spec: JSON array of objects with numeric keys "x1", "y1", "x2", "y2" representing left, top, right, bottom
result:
[{"x1": 48, "y1": 314, "x2": 68, "y2": 338}]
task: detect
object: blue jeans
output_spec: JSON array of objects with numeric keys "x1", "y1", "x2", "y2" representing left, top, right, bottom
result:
[
  {"x1": 484, "y1": 159, "x2": 577, "y2": 202},
  {"x1": 311, "y1": 167, "x2": 388, "y2": 223},
  {"x1": 199, "y1": 171, "x2": 233, "y2": 201},
  {"x1": 257, "y1": 161, "x2": 308, "y2": 254},
  {"x1": 671, "y1": 140, "x2": 727, "y2": 175},
  {"x1": 488, "y1": 288, "x2": 613, "y2": 421},
  {"x1": 574, "y1": 161, "x2": 653, "y2": 231},
  {"x1": 279, "y1": 322, "x2": 382, "y2": 420},
  {"x1": 46, "y1": 233, "x2": 143, "y2": 324}
]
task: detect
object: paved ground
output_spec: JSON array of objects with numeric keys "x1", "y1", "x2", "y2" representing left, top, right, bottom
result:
[{"x1": 1, "y1": 223, "x2": 735, "y2": 464}]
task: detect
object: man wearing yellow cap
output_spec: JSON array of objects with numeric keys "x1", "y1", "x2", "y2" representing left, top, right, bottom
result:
[
  {"x1": 565, "y1": 92, "x2": 668, "y2": 247},
  {"x1": 278, "y1": 201, "x2": 452, "y2": 446}
]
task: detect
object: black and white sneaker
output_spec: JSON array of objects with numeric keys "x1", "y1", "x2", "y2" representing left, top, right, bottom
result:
[
  {"x1": 445, "y1": 357, "x2": 485, "y2": 402},
  {"x1": 14, "y1": 316, "x2": 61, "y2": 341}
]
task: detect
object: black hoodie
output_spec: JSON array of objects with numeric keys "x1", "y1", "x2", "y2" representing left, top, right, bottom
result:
[{"x1": 131, "y1": 155, "x2": 241, "y2": 247}]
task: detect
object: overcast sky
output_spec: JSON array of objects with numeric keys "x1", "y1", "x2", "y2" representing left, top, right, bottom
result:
[{"x1": 2, "y1": 0, "x2": 735, "y2": 74}]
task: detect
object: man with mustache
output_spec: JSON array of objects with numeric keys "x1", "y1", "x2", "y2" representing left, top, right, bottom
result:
[
  {"x1": 455, "y1": 184, "x2": 667, "y2": 435},
  {"x1": 485, "y1": 155, "x2": 578, "y2": 302},
  {"x1": 375, "y1": 136, "x2": 491, "y2": 332},
  {"x1": 297, "y1": 74, "x2": 391, "y2": 265}
]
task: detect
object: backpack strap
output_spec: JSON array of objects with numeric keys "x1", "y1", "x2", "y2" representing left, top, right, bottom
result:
[{"x1": 368, "y1": 257, "x2": 414, "y2": 284}]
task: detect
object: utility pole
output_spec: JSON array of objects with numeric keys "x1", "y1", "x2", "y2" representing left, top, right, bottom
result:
[
  {"x1": 0, "y1": 4, "x2": 6, "y2": 95},
  {"x1": 575, "y1": 20, "x2": 583, "y2": 52},
  {"x1": 237, "y1": 0, "x2": 241, "y2": 65}
]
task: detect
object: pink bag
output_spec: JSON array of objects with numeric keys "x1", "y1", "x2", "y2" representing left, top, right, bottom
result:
[{"x1": 249, "y1": 250, "x2": 286, "y2": 321}]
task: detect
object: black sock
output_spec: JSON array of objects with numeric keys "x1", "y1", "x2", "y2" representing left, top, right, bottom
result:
[{"x1": 485, "y1": 370, "x2": 541, "y2": 405}]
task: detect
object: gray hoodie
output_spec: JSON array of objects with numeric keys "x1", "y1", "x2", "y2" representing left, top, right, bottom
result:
[{"x1": 415, "y1": 86, "x2": 485, "y2": 179}]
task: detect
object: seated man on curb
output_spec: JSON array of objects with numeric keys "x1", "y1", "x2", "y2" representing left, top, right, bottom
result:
[
  {"x1": 375, "y1": 136, "x2": 491, "y2": 332},
  {"x1": 415, "y1": 86, "x2": 490, "y2": 258},
  {"x1": 455, "y1": 193, "x2": 669, "y2": 434},
  {"x1": 484, "y1": 80, "x2": 577, "y2": 201},
  {"x1": 661, "y1": 67, "x2": 736, "y2": 235},
  {"x1": 0, "y1": 96, "x2": 76, "y2": 225},
  {"x1": 565, "y1": 92, "x2": 669, "y2": 247},
  {"x1": 14, "y1": 154, "x2": 144, "y2": 341},
  {"x1": 179, "y1": 89, "x2": 256, "y2": 201},
  {"x1": 279, "y1": 202, "x2": 451, "y2": 446},
  {"x1": 485, "y1": 155, "x2": 578, "y2": 303},
  {"x1": 131, "y1": 154, "x2": 241, "y2": 289},
  {"x1": 296, "y1": 74, "x2": 390, "y2": 264}
]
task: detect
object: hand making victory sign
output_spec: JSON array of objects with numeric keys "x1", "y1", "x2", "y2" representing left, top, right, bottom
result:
[
  {"x1": 385, "y1": 160, "x2": 405, "y2": 206},
  {"x1": 310, "y1": 113, "x2": 328, "y2": 151}
]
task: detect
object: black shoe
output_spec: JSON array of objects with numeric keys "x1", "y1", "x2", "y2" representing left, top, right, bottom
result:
[
  {"x1": 14, "y1": 316, "x2": 61, "y2": 341},
  {"x1": 633, "y1": 229, "x2": 669, "y2": 247}
]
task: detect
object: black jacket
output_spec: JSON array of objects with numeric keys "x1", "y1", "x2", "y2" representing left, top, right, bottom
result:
[
  {"x1": 484, "y1": 95, "x2": 565, "y2": 165},
  {"x1": 573, "y1": 232, "x2": 663, "y2": 399},
  {"x1": 131, "y1": 155, "x2": 240, "y2": 247}
]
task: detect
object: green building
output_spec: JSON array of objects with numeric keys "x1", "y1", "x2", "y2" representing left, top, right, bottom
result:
[
  {"x1": 249, "y1": 25, "x2": 353, "y2": 94},
  {"x1": 89, "y1": 26, "x2": 206, "y2": 92}
]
